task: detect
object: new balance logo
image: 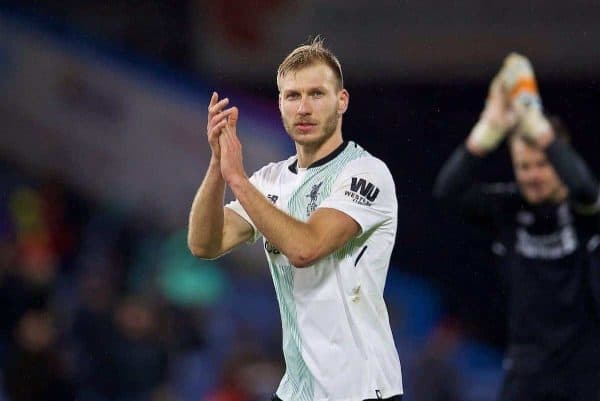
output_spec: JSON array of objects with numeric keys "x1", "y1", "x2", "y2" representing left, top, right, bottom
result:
[
  {"x1": 349, "y1": 177, "x2": 379, "y2": 202},
  {"x1": 264, "y1": 240, "x2": 281, "y2": 255}
]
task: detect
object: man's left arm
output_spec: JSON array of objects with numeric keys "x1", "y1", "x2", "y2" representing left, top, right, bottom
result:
[
  {"x1": 533, "y1": 128, "x2": 599, "y2": 210},
  {"x1": 227, "y1": 177, "x2": 360, "y2": 268},
  {"x1": 545, "y1": 137, "x2": 599, "y2": 209}
]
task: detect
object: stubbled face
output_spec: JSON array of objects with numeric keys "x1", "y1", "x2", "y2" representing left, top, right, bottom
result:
[
  {"x1": 510, "y1": 138, "x2": 565, "y2": 204},
  {"x1": 278, "y1": 63, "x2": 348, "y2": 148}
]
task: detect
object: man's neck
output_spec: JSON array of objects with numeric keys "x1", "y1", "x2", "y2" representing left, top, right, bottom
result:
[{"x1": 296, "y1": 133, "x2": 343, "y2": 168}]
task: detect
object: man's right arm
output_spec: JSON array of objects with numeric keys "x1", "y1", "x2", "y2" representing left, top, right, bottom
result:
[
  {"x1": 435, "y1": 64, "x2": 518, "y2": 210},
  {"x1": 435, "y1": 75, "x2": 511, "y2": 201},
  {"x1": 187, "y1": 157, "x2": 254, "y2": 259},
  {"x1": 187, "y1": 91, "x2": 254, "y2": 259}
]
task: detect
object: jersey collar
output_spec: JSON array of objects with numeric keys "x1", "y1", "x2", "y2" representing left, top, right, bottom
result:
[{"x1": 288, "y1": 141, "x2": 349, "y2": 174}]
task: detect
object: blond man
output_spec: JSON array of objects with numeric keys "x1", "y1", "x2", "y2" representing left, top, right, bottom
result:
[{"x1": 188, "y1": 38, "x2": 403, "y2": 401}]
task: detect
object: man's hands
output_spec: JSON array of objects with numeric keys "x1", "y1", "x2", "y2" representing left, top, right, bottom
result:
[
  {"x1": 467, "y1": 53, "x2": 554, "y2": 156},
  {"x1": 218, "y1": 106, "x2": 248, "y2": 186},
  {"x1": 500, "y1": 53, "x2": 541, "y2": 113},
  {"x1": 467, "y1": 75, "x2": 516, "y2": 156},
  {"x1": 207, "y1": 92, "x2": 236, "y2": 162},
  {"x1": 500, "y1": 53, "x2": 553, "y2": 146},
  {"x1": 205, "y1": 92, "x2": 248, "y2": 185}
]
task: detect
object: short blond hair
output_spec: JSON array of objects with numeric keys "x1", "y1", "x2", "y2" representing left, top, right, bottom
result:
[{"x1": 277, "y1": 36, "x2": 344, "y2": 91}]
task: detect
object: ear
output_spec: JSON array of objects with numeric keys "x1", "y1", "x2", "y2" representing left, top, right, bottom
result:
[{"x1": 338, "y1": 89, "x2": 349, "y2": 115}]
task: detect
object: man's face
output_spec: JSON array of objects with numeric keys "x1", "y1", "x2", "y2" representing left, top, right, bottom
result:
[
  {"x1": 510, "y1": 137, "x2": 565, "y2": 204},
  {"x1": 278, "y1": 63, "x2": 348, "y2": 147}
]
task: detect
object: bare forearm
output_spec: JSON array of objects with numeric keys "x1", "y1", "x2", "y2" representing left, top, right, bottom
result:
[
  {"x1": 188, "y1": 159, "x2": 227, "y2": 257},
  {"x1": 229, "y1": 176, "x2": 320, "y2": 266}
]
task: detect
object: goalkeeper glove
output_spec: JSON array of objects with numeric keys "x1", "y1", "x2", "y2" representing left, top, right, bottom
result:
[
  {"x1": 500, "y1": 53, "x2": 551, "y2": 142},
  {"x1": 468, "y1": 76, "x2": 516, "y2": 153}
]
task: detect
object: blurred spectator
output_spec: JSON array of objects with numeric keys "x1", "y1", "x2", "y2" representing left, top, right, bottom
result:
[
  {"x1": 205, "y1": 346, "x2": 282, "y2": 401},
  {"x1": 71, "y1": 270, "x2": 117, "y2": 400},
  {"x1": 0, "y1": 183, "x2": 77, "y2": 349},
  {"x1": 0, "y1": 269, "x2": 49, "y2": 345},
  {"x1": 2, "y1": 309, "x2": 75, "y2": 401},
  {"x1": 110, "y1": 296, "x2": 168, "y2": 401},
  {"x1": 0, "y1": 248, "x2": 56, "y2": 353},
  {"x1": 412, "y1": 319, "x2": 462, "y2": 401},
  {"x1": 77, "y1": 295, "x2": 168, "y2": 401}
]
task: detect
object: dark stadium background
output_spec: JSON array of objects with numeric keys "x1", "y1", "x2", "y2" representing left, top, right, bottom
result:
[{"x1": 0, "y1": 2, "x2": 599, "y2": 401}]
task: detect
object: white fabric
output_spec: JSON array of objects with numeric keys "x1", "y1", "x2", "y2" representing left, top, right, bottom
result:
[{"x1": 226, "y1": 142, "x2": 402, "y2": 401}]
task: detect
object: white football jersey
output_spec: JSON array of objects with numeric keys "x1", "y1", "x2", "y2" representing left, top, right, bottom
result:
[{"x1": 226, "y1": 141, "x2": 402, "y2": 401}]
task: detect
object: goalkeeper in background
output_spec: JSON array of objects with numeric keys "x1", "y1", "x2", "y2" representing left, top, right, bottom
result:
[{"x1": 434, "y1": 54, "x2": 600, "y2": 401}]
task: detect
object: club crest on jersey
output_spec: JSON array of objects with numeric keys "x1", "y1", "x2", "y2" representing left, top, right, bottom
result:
[
  {"x1": 306, "y1": 182, "x2": 323, "y2": 216},
  {"x1": 345, "y1": 177, "x2": 379, "y2": 206}
]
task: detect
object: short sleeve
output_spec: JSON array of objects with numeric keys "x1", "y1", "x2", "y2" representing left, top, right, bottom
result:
[
  {"x1": 317, "y1": 157, "x2": 397, "y2": 234},
  {"x1": 224, "y1": 172, "x2": 263, "y2": 244}
]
